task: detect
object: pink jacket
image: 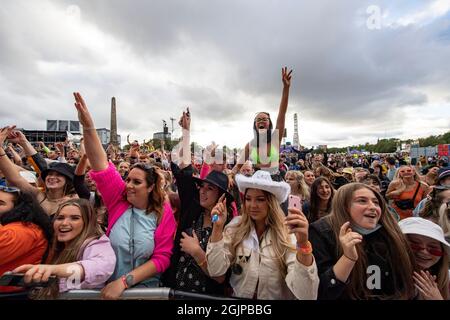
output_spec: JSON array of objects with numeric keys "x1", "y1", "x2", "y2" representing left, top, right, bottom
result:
[{"x1": 89, "y1": 162, "x2": 176, "y2": 273}]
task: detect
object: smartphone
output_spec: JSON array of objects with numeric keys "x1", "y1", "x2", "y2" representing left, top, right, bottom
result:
[
  {"x1": 184, "y1": 227, "x2": 194, "y2": 237},
  {"x1": 288, "y1": 195, "x2": 302, "y2": 210},
  {"x1": 0, "y1": 272, "x2": 57, "y2": 287}
]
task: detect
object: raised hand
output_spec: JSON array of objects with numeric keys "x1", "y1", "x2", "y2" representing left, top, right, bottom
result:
[
  {"x1": 55, "y1": 142, "x2": 65, "y2": 153},
  {"x1": 210, "y1": 194, "x2": 227, "y2": 230},
  {"x1": 339, "y1": 221, "x2": 363, "y2": 262},
  {"x1": 73, "y1": 92, "x2": 95, "y2": 129},
  {"x1": 6, "y1": 127, "x2": 28, "y2": 145},
  {"x1": 178, "y1": 107, "x2": 191, "y2": 131},
  {"x1": 282, "y1": 67, "x2": 293, "y2": 88},
  {"x1": 0, "y1": 126, "x2": 16, "y2": 145}
]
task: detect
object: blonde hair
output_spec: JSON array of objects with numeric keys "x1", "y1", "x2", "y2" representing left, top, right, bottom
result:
[
  {"x1": 394, "y1": 165, "x2": 424, "y2": 184},
  {"x1": 228, "y1": 189, "x2": 295, "y2": 278},
  {"x1": 326, "y1": 183, "x2": 416, "y2": 299},
  {"x1": 285, "y1": 170, "x2": 310, "y2": 201}
]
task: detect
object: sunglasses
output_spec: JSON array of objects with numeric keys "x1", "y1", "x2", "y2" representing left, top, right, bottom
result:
[
  {"x1": 409, "y1": 243, "x2": 444, "y2": 257},
  {"x1": 0, "y1": 185, "x2": 21, "y2": 194}
]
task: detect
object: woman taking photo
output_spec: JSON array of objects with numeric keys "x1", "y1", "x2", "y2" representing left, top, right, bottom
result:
[
  {"x1": 309, "y1": 183, "x2": 416, "y2": 299},
  {"x1": 14, "y1": 199, "x2": 116, "y2": 299},
  {"x1": 72, "y1": 92, "x2": 176, "y2": 299},
  {"x1": 399, "y1": 217, "x2": 449, "y2": 300},
  {"x1": 206, "y1": 170, "x2": 319, "y2": 300}
]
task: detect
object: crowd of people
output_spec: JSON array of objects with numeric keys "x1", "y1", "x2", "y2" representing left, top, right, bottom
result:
[{"x1": 0, "y1": 68, "x2": 449, "y2": 300}]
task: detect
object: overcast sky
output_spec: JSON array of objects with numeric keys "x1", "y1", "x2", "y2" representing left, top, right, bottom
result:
[{"x1": 1, "y1": 0, "x2": 449, "y2": 149}]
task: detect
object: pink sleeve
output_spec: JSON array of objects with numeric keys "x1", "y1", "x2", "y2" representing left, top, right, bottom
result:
[
  {"x1": 151, "y1": 202, "x2": 177, "y2": 273},
  {"x1": 200, "y1": 163, "x2": 211, "y2": 179},
  {"x1": 88, "y1": 162, "x2": 128, "y2": 228}
]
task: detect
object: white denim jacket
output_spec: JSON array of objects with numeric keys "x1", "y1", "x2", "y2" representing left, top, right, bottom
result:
[{"x1": 206, "y1": 217, "x2": 319, "y2": 299}]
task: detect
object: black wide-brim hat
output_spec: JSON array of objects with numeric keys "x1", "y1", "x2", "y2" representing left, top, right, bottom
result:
[
  {"x1": 41, "y1": 162, "x2": 75, "y2": 182},
  {"x1": 192, "y1": 170, "x2": 234, "y2": 201}
]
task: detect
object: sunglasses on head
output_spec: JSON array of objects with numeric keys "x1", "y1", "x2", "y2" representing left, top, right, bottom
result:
[
  {"x1": 0, "y1": 185, "x2": 21, "y2": 194},
  {"x1": 409, "y1": 243, "x2": 444, "y2": 257}
]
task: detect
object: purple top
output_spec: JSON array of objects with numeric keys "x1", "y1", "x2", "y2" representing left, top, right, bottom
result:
[{"x1": 59, "y1": 234, "x2": 116, "y2": 292}]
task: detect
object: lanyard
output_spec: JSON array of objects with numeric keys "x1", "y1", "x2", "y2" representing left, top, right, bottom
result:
[{"x1": 130, "y1": 207, "x2": 136, "y2": 270}]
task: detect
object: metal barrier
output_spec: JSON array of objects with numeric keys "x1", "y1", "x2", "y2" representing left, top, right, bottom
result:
[{"x1": 58, "y1": 287, "x2": 237, "y2": 300}]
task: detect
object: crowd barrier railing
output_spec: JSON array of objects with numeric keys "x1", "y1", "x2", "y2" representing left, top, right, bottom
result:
[{"x1": 57, "y1": 287, "x2": 237, "y2": 300}]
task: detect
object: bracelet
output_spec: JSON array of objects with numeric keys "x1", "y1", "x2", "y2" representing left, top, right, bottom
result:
[
  {"x1": 83, "y1": 127, "x2": 96, "y2": 130},
  {"x1": 197, "y1": 258, "x2": 207, "y2": 267},
  {"x1": 296, "y1": 241, "x2": 313, "y2": 255},
  {"x1": 343, "y1": 254, "x2": 357, "y2": 263},
  {"x1": 121, "y1": 275, "x2": 128, "y2": 289}
]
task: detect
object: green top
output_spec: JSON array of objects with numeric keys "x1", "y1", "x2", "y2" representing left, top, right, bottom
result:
[{"x1": 250, "y1": 145, "x2": 279, "y2": 167}]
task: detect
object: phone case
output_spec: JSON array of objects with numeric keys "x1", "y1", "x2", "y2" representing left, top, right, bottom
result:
[{"x1": 288, "y1": 195, "x2": 301, "y2": 209}]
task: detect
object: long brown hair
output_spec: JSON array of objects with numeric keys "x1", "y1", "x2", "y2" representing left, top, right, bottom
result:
[
  {"x1": 326, "y1": 183, "x2": 416, "y2": 299},
  {"x1": 34, "y1": 198, "x2": 103, "y2": 299},
  {"x1": 227, "y1": 189, "x2": 295, "y2": 278},
  {"x1": 128, "y1": 164, "x2": 166, "y2": 224},
  {"x1": 309, "y1": 177, "x2": 334, "y2": 222},
  {"x1": 420, "y1": 187, "x2": 450, "y2": 222}
]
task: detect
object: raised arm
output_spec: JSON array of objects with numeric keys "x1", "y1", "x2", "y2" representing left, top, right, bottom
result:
[
  {"x1": 73, "y1": 141, "x2": 91, "y2": 200},
  {"x1": 73, "y1": 92, "x2": 108, "y2": 171},
  {"x1": 0, "y1": 127, "x2": 38, "y2": 194},
  {"x1": 6, "y1": 144, "x2": 23, "y2": 166},
  {"x1": 275, "y1": 67, "x2": 293, "y2": 145},
  {"x1": 178, "y1": 107, "x2": 191, "y2": 169}
]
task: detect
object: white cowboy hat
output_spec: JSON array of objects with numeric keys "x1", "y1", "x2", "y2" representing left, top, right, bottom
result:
[{"x1": 235, "y1": 171, "x2": 290, "y2": 203}]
